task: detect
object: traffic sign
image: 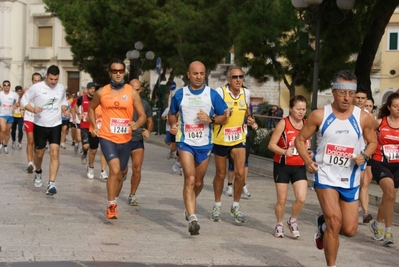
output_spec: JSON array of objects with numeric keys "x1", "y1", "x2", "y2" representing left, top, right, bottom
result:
[
  {"x1": 170, "y1": 81, "x2": 176, "y2": 91},
  {"x1": 156, "y1": 57, "x2": 162, "y2": 75}
]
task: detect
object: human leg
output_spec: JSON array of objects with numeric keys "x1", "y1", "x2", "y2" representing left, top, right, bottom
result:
[
  {"x1": 274, "y1": 183, "x2": 288, "y2": 237},
  {"x1": 360, "y1": 166, "x2": 373, "y2": 222},
  {"x1": 129, "y1": 145, "x2": 144, "y2": 205}
]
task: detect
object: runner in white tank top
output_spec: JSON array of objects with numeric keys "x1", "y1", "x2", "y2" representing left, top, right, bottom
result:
[{"x1": 294, "y1": 70, "x2": 377, "y2": 267}]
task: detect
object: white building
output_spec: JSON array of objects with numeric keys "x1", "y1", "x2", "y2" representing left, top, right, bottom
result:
[{"x1": 0, "y1": 0, "x2": 90, "y2": 93}]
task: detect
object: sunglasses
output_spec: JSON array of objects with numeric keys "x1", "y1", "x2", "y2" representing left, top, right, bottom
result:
[
  {"x1": 110, "y1": 69, "x2": 125, "y2": 74},
  {"x1": 230, "y1": 75, "x2": 244, "y2": 80},
  {"x1": 3, "y1": 84, "x2": 10, "y2": 87}
]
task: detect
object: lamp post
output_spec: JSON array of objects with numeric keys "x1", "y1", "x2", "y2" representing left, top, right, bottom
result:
[
  {"x1": 291, "y1": 0, "x2": 355, "y2": 149},
  {"x1": 126, "y1": 41, "x2": 155, "y2": 81},
  {"x1": 291, "y1": 0, "x2": 356, "y2": 111}
]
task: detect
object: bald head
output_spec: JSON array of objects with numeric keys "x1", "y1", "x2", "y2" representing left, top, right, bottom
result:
[
  {"x1": 187, "y1": 61, "x2": 206, "y2": 90},
  {"x1": 129, "y1": 79, "x2": 142, "y2": 93}
]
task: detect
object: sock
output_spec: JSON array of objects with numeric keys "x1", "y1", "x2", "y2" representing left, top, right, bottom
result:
[
  {"x1": 386, "y1": 227, "x2": 392, "y2": 232},
  {"x1": 214, "y1": 202, "x2": 221, "y2": 207},
  {"x1": 108, "y1": 200, "x2": 116, "y2": 205},
  {"x1": 232, "y1": 201, "x2": 239, "y2": 208},
  {"x1": 35, "y1": 169, "x2": 42, "y2": 174},
  {"x1": 277, "y1": 222, "x2": 283, "y2": 226},
  {"x1": 290, "y1": 217, "x2": 297, "y2": 223},
  {"x1": 374, "y1": 221, "x2": 381, "y2": 228},
  {"x1": 4, "y1": 145, "x2": 7, "y2": 147},
  {"x1": 228, "y1": 182, "x2": 232, "y2": 186},
  {"x1": 322, "y1": 223, "x2": 327, "y2": 232}
]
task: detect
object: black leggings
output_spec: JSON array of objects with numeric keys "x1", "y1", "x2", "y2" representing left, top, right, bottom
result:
[{"x1": 11, "y1": 117, "x2": 23, "y2": 143}]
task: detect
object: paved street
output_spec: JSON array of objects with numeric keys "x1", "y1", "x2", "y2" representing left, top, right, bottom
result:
[{"x1": 0, "y1": 133, "x2": 398, "y2": 267}]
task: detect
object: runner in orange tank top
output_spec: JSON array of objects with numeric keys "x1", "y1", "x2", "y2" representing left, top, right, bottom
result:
[{"x1": 88, "y1": 58, "x2": 146, "y2": 220}]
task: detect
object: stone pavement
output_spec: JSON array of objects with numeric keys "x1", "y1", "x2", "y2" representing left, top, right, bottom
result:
[{"x1": 0, "y1": 133, "x2": 398, "y2": 267}]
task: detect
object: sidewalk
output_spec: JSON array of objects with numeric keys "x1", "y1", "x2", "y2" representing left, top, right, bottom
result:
[{"x1": 147, "y1": 132, "x2": 399, "y2": 213}]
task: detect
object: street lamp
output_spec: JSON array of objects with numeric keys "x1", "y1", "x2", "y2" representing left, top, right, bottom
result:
[
  {"x1": 291, "y1": 0, "x2": 356, "y2": 112},
  {"x1": 291, "y1": 0, "x2": 355, "y2": 149},
  {"x1": 126, "y1": 41, "x2": 155, "y2": 80}
]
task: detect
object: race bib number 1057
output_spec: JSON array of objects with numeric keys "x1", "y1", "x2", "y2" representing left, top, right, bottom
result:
[{"x1": 323, "y1": 144, "x2": 354, "y2": 167}]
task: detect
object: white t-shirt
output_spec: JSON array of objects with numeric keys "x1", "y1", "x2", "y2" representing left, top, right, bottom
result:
[
  {"x1": 23, "y1": 85, "x2": 36, "y2": 122},
  {"x1": 0, "y1": 91, "x2": 19, "y2": 116},
  {"x1": 21, "y1": 81, "x2": 68, "y2": 127}
]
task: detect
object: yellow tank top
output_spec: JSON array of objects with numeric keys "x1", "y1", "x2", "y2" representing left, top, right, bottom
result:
[{"x1": 213, "y1": 86, "x2": 247, "y2": 146}]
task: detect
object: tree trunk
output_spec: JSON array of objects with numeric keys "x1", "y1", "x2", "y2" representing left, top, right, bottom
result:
[{"x1": 355, "y1": 1, "x2": 398, "y2": 97}]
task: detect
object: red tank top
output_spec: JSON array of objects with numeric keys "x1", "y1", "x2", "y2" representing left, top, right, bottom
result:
[
  {"x1": 372, "y1": 116, "x2": 399, "y2": 163},
  {"x1": 99, "y1": 84, "x2": 134, "y2": 144},
  {"x1": 273, "y1": 116, "x2": 306, "y2": 166},
  {"x1": 80, "y1": 94, "x2": 91, "y2": 129}
]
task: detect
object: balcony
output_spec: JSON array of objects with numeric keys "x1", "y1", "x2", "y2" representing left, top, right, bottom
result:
[
  {"x1": 29, "y1": 47, "x2": 54, "y2": 60},
  {"x1": 30, "y1": 4, "x2": 51, "y2": 17},
  {"x1": 57, "y1": 47, "x2": 73, "y2": 60}
]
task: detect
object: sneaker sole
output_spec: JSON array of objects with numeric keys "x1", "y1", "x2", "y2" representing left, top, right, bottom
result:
[
  {"x1": 46, "y1": 189, "x2": 57, "y2": 195},
  {"x1": 286, "y1": 223, "x2": 300, "y2": 239},
  {"x1": 383, "y1": 239, "x2": 394, "y2": 245},
  {"x1": 27, "y1": 165, "x2": 34, "y2": 173},
  {"x1": 313, "y1": 230, "x2": 324, "y2": 250},
  {"x1": 188, "y1": 222, "x2": 200, "y2": 235},
  {"x1": 129, "y1": 201, "x2": 139, "y2": 206},
  {"x1": 363, "y1": 214, "x2": 373, "y2": 223},
  {"x1": 230, "y1": 212, "x2": 246, "y2": 223},
  {"x1": 274, "y1": 233, "x2": 284, "y2": 238},
  {"x1": 107, "y1": 215, "x2": 118, "y2": 219}
]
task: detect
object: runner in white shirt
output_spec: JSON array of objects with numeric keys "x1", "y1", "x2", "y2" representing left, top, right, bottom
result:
[
  {"x1": 0, "y1": 80, "x2": 19, "y2": 154},
  {"x1": 21, "y1": 65, "x2": 69, "y2": 196},
  {"x1": 295, "y1": 70, "x2": 377, "y2": 267},
  {"x1": 23, "y1": 73, "x2": 43, "y2": 172}
]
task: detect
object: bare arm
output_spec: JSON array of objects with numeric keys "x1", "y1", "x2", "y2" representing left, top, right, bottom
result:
[
  {"x1": 88, "y1": 89, "x2": 102, "y2": 136},
  {"x1": 295, "y1": 109, "x2": 323, "y2": 172},
  {"x1": 268, "y1": 119, "x2": 288, "y2": 155},
  {"x1": 131, "y1": 90, "x2": 146, "y2": 130}
]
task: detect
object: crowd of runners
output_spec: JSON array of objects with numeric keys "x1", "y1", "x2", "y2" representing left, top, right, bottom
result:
[{"x1": 1, "y1": 60, "x2": 398, "y2": 267}]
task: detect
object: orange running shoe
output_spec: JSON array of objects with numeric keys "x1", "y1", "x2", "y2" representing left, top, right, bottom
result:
[{"x1": 107, "y1": 203, "x2": 118, "y2": 219}]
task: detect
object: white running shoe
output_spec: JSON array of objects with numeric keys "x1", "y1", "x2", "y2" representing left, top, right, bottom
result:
[
  {"x1": 4, "y1": 146, "x2": 9, "y2": 154},
  {"x1": 225, "y1": 185, "x2": 233, "y2": 197},
  {"x1": 87, "y1": 166, "x2": 94, "y2": 179},
  {"x1": 172, "y1": 162, "x2": 181, "y2": 173},
  {"x1": 100, "y1": 170, "x2": 108, "y2": 181},
  {"x1": 241, "y1": 185, "x2": 251, "y2": 198},
  {"x1": 17, "y1": 142, "x2": 22, "y2": 149}
]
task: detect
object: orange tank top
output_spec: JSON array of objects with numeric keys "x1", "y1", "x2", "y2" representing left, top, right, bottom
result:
[{"x1": 99, "y1": 84, "x2": 134, "y2": 144}]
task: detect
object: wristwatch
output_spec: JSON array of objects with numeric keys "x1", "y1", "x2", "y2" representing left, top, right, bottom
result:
[
  {"x1": 210, "y1": 115, "x2": 216, "y2": 124},
  {"x1": 360, "y1": 152, "x2": 370, "y2": 162}
]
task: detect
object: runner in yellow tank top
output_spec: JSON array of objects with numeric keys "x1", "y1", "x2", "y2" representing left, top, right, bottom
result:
[
  {"x1": 88, "y1": 58, "x2": 147, "y2": 220},
  {"x1": 210, "y1": 67, "x2": 257, "y2": 224}
]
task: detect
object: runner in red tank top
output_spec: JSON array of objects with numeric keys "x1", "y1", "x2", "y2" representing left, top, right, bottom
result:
[{"x1": 268, "y1": 95, "x2": 310, "y2": 239}]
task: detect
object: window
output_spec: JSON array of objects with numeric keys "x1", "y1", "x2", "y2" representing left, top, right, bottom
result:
[
  {"x1": 388, "y1": 31, "x2": 399, "y2": 51},
  {"x1": 38, "y1": 26, "x2": 53, "y2": 47}
]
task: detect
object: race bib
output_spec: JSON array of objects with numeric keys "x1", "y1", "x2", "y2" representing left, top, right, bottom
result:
[
  {"x1": 2, "y1": 103, "x2": 12, "y2": 112},
  {"x1": 288, "y1": 138, "x2": 298, "y2": 155},
  {"x1": 82, "y1": 112, "x2": 88, "y2": 122},
  {"x1": 382, "y1": 144, "x2": 399, "y2": 163},
  {"x1": 110, "y1": 118, "x2": 129, "y2": 134},
  {"x1": 224, "y1": 126, "x2": 242, "y2": 142},
  {"x1": 184, "y1": 123, "x2": 205, "y2": 140},
  {"x1": 323, "y1": 143, "x2": 354, "y2": 167},
  {"x1": 96, "y1": 118, "x2": 102, "y2": 129}
]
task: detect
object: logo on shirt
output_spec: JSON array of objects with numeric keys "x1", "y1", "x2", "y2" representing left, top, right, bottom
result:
[
  {"x1": 122, "y1": 95, "x2": 128, "y2": 101},
  {"x1": 335, "y1": 130, "x2": 349, "y2": 134}
]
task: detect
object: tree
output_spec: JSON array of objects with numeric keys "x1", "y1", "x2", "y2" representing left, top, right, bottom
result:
[{"x1": 354, "y1": 0, "x2": 399, "y2": 97}]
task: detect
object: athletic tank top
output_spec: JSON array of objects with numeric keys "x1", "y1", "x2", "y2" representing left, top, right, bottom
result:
[
  {"x1": 176, "y1": 86, "x2": 213, "y2": 147},
  {"x1": 274, "y1": 117, "x2": 307, "y2": 166},
  {"x1": 314, "y1": 104, "x2": 363, "y2": 188},
  {"x1": 372, "y1": 116, "x2": 399, "y2": 163},
  {"x1": 213, "y1": 86, "x2": 247, "y2": 146},
  {"x1": 99, "y1": 84, "x2": 134, "y2": 144},
  {"x1": 79, "y1": 94, "x2": 91, "y2": 129}
]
